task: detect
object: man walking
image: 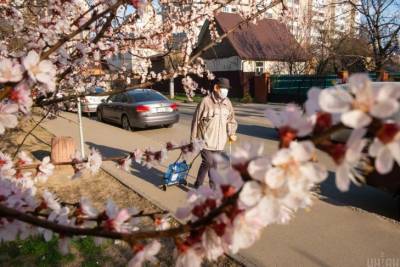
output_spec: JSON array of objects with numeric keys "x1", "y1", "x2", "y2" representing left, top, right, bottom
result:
[{"x1": 191, "y1": 77, "x2": 238, "y2": 188}]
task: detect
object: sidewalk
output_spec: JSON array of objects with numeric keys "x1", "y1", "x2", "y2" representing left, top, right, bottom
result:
[{"x1": 40, "y1": 112, "x2": 400, "y2": 267}]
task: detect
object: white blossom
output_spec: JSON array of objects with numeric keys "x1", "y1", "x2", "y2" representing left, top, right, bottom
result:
[
  {"x1": 22, "y1": 50, "x2": 57, "y2": 91},
  {"x1": 319, "y1": 74, "x2": 400, "y2": 128},
  {"x1": 128, "y1": 240, "x2": 161, "y2": 267},
  {"x1": 0, "y1": 103, "x2": 18, "y2": 135},
  {"x1": 0, "y1": 58, "x2": 23, "y2": 83}
]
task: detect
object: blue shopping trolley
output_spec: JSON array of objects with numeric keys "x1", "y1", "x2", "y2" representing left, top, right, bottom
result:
[{"x1": 162, "y1": 152, "x2": 199, "y2": 191}]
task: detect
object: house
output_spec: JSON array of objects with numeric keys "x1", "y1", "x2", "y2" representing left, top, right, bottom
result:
[{"x1": 193, "y1": 12, "x2": 308, "y2": 100}]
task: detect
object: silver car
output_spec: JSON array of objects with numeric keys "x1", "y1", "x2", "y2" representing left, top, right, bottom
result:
[
  {"x1": 96, "y1": 89, "x2": 179, "y2": 130},
  {"x1": 81, "y1": 87, "x2": 108, "y2": 114}
]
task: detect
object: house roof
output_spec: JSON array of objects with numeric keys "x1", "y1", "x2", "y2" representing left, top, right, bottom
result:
[{"x1": 213, "y1": 13, "x2": 308, "y2": 61}]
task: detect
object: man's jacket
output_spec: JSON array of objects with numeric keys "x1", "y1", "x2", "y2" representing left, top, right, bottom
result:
[{"x1": 191, "y1": 92, "x2": 237, "y2": 151}]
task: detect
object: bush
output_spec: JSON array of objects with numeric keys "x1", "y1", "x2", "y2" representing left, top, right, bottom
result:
[{"x1": 240, "y1": 92, "x2": 253, "y2": 103}]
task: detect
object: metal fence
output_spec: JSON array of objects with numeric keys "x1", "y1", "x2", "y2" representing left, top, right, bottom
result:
[
  {"x1": 269, "y1": 74, "x2": 339, "y2": 103},
  {"x1": 389, "y1": 72, "x2": 400, "y2": 81},
  {"x1": 268, "y1": 72, "x2": 400, "y2": 104}
]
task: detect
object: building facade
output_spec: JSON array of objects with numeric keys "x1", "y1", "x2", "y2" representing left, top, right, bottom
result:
[{"x1": 200, "y1": 0, "x2": 360, "y2": 44}]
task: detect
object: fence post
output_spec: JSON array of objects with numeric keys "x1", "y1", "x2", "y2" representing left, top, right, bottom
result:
[
  {"x1": 338, "y1": 70, "x2": 349, "y2": 83},
  {"x1": 378, "y1": 70, "x2": 389, "y2": 81}
]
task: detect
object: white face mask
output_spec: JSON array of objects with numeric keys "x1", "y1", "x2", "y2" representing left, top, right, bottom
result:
[{"x1": 219, "y1": 88, "x2": 229, "y2": 99}]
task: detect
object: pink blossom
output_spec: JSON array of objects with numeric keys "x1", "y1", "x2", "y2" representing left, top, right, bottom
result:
[
  {"x1": 201, "y1": 228, "x2": 225, "y2": 260},
  {"x1": 128, "y1": 240, "x2": 161, "y2": 267},
  {"x1": 17, "y1": 151, "x2": 33, "y2": 166},
  {"x1": 79, "y1": 197, "x2": 98, "y2": 217},
  {"x1": 319, "y1": 74, "x2": 400, "y2": 128},
  {"x1": 265, "y1": 104, "x2": 312, "y2": 137},
  {"x1": 155, "y1": 216, "x2": 170, "y2": 230},
  {"x1": 328, "y1": 128, "x2": 368, "y2": 191},
  {"x1": 22, "y1": 50, "x2": 57, "y2": 92},
  {"x1": 86, "y1": 148, "x2": 102, "y2": 174},
  {"x1": 0, "y1": 103, "x2": 18, "y2": 135},
  {"x1": 175, "y1": 246, "x2": 203, "y2": 267},
  {"x1": 0, "y1": 58, "x2": 23, "y2": 83},
  {"x1": 42, "y1": 190, "x2": 61, "y2": 212},
  {"x1": 0, "y1": 219, "x2": 19, "y2": 242},
  {"x1": 368, "y1": 123, "x2": 400, "y2": 174},
  {"x1": 35, "y1": 156, "x2": 54, "y2": 183},
  {"x1": 133, "y1": 148, "x2": 143, "y2": 163},
  {"x1": 230, "y1": 142, "x2": 264, "y2": 166},
  {"x1": 226, "y1": 213, "x2": 262, "y2": 254},
  {"x1": 105, "y1": 200, "x2": 131, "y2": 232},
  {"x1": 9, "y1": 83, "x2": 33, "y2": 114}
]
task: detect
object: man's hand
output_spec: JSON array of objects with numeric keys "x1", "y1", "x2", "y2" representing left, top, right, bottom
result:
[{"x1": 229, "y1": 135, "x2": 237, "y2": 142}]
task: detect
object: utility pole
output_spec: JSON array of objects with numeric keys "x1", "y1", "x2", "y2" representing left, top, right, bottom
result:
[
  {"x1": 169, "y1": 78, "x2": 175, "y2": 99},
  {"x1": 77, "y1": 98, "x2": 85, "y2": 159}
]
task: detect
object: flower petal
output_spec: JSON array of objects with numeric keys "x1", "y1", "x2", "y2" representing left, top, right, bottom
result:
[
  {"x1": 341, "y1": 110, "x2": 372, "y2": 128},
  {"x1": 319, "y1": 88, "x2": 352, "y2": 113},
  {"x1": 387, "y1": 140, "x2": 400, "y2": 166},
  {"x1": 370, "y1": 99, "x2": 399, "y2": 119},
  {"x1": 336, "y1": 164, "x2": 351, "y2": 192},
  {"x1": 289, "y1": 141, "x2": 315, "y2": 162},
  {"x1": 239, "y1": 181, "x2": 262, "y2": 207},
  {"x1": 265, "y1": 167, "x2": 286, "y2": 189},
  {"x1": 375, "y1": 146, "x2": 394, "y2": 174},
  {"x1": 368, "y1": 138, "x2": 383, "y2": 157},
  {"x1": 247, "y1": 157, "x2": 271, "y2": 182},
  {"x1": 299, "y1": 162, "x2": 327, "y2": 183}
]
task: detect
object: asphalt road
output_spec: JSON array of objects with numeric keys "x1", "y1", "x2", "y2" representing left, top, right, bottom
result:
[{"x1": 40, "y1": 102, "x2": 400, "y2": 267}]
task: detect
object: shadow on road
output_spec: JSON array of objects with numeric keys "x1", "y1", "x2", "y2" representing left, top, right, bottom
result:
[
  {"x1": 86, "y1": 142, "x2": 166, "y2": 188},
  {"x1": 319, "y1": 172, "x2": 399, "y2": 221},
  {"x1": 236, "y1": 124, "x2": 279, "y2": 140}
]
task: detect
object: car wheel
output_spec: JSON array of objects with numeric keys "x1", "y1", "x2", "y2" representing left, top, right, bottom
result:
[
  {"x1": 165, "y1": 123, "x2": 174, "y2": 128},
  {"x1": 97, "y1": 110, "x2": 103, "y2": 122},
  {"x1": 122, "y1": 115, "x2": 132, "y2": 131}
]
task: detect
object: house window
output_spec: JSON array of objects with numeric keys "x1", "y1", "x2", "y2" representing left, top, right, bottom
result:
[{"x1": 255, "y1": 61, "x2": 264, "y2": 75}]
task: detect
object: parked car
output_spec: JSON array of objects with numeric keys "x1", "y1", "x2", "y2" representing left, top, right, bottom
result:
[
  {"x1": 81, "y1": 87, "x2": 108, "y2": 114},
  {"x1": 96, "y1": 89, "x2": 179, "y2": 130}
]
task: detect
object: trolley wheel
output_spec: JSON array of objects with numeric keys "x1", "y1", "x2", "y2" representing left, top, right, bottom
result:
[
  {"x1": 181, "y1": 180, "x2": 188, "y2": 186},
  {"x1": 162, "y1": 185, "x2": 167, "y2": 191}
]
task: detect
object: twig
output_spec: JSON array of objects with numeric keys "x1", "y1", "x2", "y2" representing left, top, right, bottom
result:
[
  {"x1": 13, "y1": 110, "x2": 51, "y2": 159},
  {"x1": 15, "y1": 142, "x2": 194, "y2": 170},
  {"x1": 35, "y1": 0, "x2": 285, "y2": 107}
]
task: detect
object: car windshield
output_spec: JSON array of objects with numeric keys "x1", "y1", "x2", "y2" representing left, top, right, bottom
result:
[{"x1": 129, "y1": 90, "x2": 167, "y2": 102}]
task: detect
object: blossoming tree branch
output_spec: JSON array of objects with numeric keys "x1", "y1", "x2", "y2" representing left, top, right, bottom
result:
[{"x1": 0, "y1": 0, "x2": 399, "y2": 267}]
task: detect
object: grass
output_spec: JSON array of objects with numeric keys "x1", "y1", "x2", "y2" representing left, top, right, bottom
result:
[
  {"x1": 171, "y1": 93, "x2": 204, "y2": 103},
  {"x1": 0, "y1": 236, "x2": 114, "y2": 267}
]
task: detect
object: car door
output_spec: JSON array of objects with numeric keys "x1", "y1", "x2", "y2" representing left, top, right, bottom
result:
[
  {"x1": 102, "y1": 95, "x2": 117, "y2": 121},
  {"x1": 113, "y1": 93, "x2": 129, "y2": 123}
]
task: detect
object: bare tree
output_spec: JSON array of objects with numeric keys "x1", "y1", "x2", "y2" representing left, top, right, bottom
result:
[{"x1": 350, "y1": 0, "x2": 400, "y2": 71}]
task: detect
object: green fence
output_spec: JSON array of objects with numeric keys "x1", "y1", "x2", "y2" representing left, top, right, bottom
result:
[
  {"x1": 389, "y1": 72, "x2": 400, "y2": 81},
  {"x1": 268, "y1": 73, "x2": 399, "y2": 104},
  {"x1": 269, "y1": 74, "x2": 339, "y2": 103}
]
